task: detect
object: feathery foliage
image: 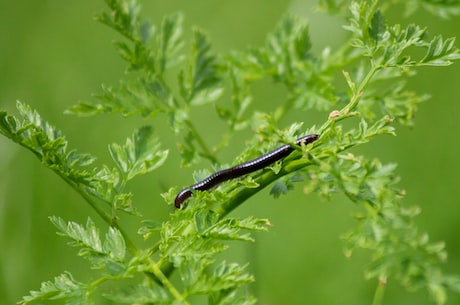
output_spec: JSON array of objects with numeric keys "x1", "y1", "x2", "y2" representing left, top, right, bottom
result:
[{"x1": 1, "y1": 0, "x2": 460, "y2": 304}]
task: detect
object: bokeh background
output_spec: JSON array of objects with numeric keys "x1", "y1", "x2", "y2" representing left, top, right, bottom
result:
[{"x1": 1, "y1": 1, "x2": 460, "y2": 304}]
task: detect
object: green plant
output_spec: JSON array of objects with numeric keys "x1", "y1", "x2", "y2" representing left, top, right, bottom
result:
[{"x1": 2, "y1": 0, "x2": 460, "y2": 304}]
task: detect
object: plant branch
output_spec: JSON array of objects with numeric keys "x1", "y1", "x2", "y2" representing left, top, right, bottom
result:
[
  {"x1": 147, "y1": 258, "x2": 189, "y2": 304},
  {"x1": 57, "y1": 174, "x2": 139, "y2": 256},
  {"x1": 214, "y1": 157, "x2": 315, "y2": 218},
  {"x1": 184, "y1": 118, "x2": 219, "y2": 164},
  {"x1": 216, "y1": 64, "x2": 380, "y2": 217},
  {"x1": 372, "y1": 276, "x2": 387, "y2": 305}
]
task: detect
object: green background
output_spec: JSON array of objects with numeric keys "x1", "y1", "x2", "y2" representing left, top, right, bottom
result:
[{"x1": 1, "y1": 1, "x2": 460, "y2": 304}]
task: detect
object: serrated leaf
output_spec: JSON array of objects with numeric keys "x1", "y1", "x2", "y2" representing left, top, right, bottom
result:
[
  {"x1": 190, "y1": 87, "x2": 224, "y2": 106},
  {"x1": 104, "y1": 227, "x2": 126, "y2": 261},
  {"x1": 50, "y1": 216, "x2": 103, "y2": 254},
  {"x1": 138, "y1": 219, "x2": 162, "y2": 239},
  {"x1": 318, "y1": 0, "x2": 348, "y2": 13},
  {"x1": 49, "y1": 216, "x2": 127, "y2": 272},
  {"x1": 0, "y1": 111, "x2": 19, "y2": 135},
  {"x1": 20, "y1": 272, "x2": 87, "y2": 305},
  {"x1": 194, "y1": 209, "x2": 220, "y2": 235},
  {"x1": 209, "y1": 288, "x2": 257, "y2": 305},
  {"x1": 404, "y1": 0, "x2": 460, "y2": 19},
  {"x1": 199, "y1": 215, "x2": 269, "y2": 241},
  {"x1": 188, "y1": 262, "x2": 254, "y2": 294},
  {"x1": 64, "y1": 101, "x2": 110, "y2": 116},
  {"x1": 158, "y1": 12, "x2": 184, "y2": 72},
  {"x1": 270, "y1": 177, "x2": 295, "y2": 198},
  {"x1": 420, "y1": 36, "x2": 460, "y2": 66},
  {"x1": 66, "y1": 150, "x2": 97, "y2": 167},
  {"x1": 3, "y1": 102, "x2": 99, "y2": 179},
  {"x1": 369, "y1": 9, "x2": 385, "y2": 42},
  {"x1": 177, "y1": 130, "x2": 201, "y2": 167},
  {"x1": 109, "y1": 126, "x2": 168, "y2": 180},
  {"x1": 180, "y1": 29, "x2": 222, "y2": 104},
  {"x1": 428, "y1": 282, "x2": 447, "y2": 305},
  {"x1": 103, "y1": 284, "x2": 171, "y2": 304}
]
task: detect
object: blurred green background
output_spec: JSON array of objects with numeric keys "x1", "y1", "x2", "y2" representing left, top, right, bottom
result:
[{"x1": 1, "y1": 1, "x2": 460, "y2": 304}]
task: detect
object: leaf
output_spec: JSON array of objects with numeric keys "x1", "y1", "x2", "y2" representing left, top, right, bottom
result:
[
  {"x1": 177, "y1": 130, "x2": 201, "y2": 167},
  {"x1": 269, "y1": 174, "x2": 302, "y2": 198},
  {"x1": 343, "y1": 0, "x2": 379, "y2": 42},
  {"x1": 97, "y1": 0, "x2": 153, "y2": 45},
  {"x1": 188, "y1": 262, "x2": 254, "y2": 294},
  {"x1": 196, "y1": 212, "x2": 270, "y2": 242},
  {"x1": 49, "y1": 216, "x2": 127, "y2": 273},
  {"x1": 420, "y1": 36, "x2": 460, "y2": 66},
  {"x1": 179, "y1": 29, "x2": 222, "y2": 104},
  {"x1": 194, "y1": 209, "x2": 220, "y2": 235},
  {"x1": 104, "y1": 227, "x2": 126, "y2": 261},
  {"x1": 209, "y1": 289, "x2": 257, "y2": 305},
  {"x1": 108, "y1": 126, "x2": 169, "y2": 181},
  {"x1": 344, "y1": 2, "x2": 460, "y2": 69},
  {"x1": 50, "y1": 216, "x2": 103, "y2": 255},
  {"x1": 158, "y1": 12, "x2": 184, "y2": 72},
  {"x1": 215, "y1": 68, "x2": 252, "y2": 131},
  {"x1": 0, "y1": 102, "x2": 97, "y2": 186},
  {"x1": 0, "y1": 111, "x2": 19, "y2": 135},
  {"x1": 318, "y1": 0, "x2": 348, "y2": 13},
  {"x1": 20, "y1": 272, "x2": 87, "y2": 305},
  {"x1": 103, "y1": 284, "x2": 171, "y2": 304},
  {"x1": 137, "y1": 219, "x2": 163, "y2": 240},
  {"x1": 369, "y1": 9, "x2": 385, "y2": 42},
  {"x1": 404, "y1": 0, "x2": 460, "y2": 19},
  {"x1": 71, "y1": 10, "x2": 185, "y2": 118},
  {"x1": 66, "y1": 150, "x2": 97, "y2": 167}
]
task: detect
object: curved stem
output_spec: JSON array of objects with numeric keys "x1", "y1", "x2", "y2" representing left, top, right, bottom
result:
[
  {"x1": 214, "y1": 156, "x2": 314, "y2": 218},
  {"x1": 273, "y1": 93, "x2": 294, "y2": 122},
  {"x1": 372, "y1": 276, "x2": 387, "y2": 305},
  {"x1": 318, "y1": 66, "x2": 379, "y2": 136},
  {"x1": 147, "y1": 258, "x2": 189, "y2": 304},
  {"x1": 58, "y1": 175, "x2": 139, "y2": 256},
  {"x1": 184, "y1": 118, "x2": 219, "y2": 164},
  {"x1": 79, "y1": 189, "x2": 138, "y2": 256},
  {"x1": 345, "y1": 65, "x2": 380, "y2": 113}
]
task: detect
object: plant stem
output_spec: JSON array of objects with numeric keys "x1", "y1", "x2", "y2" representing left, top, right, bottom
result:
[
  {"x1": 372, "y1": 276, "x2": 387, "y2": 305},
  {"x1": 318, "y1": 66, "x2": 379, "y2": 135},
  {"x1": 346, "y1": 65, "x2": 380, "y2": 113},
  {"x1": 58, "y1": 174, "x2": 139, "y2": 256},
  {"x1": 184, "y1": 118, "x2": 219, "y2": 164},
  {"x1": 215, "y1": 157, "x2": 314, "y2": 218},
  {"x1": 148, "y1": 258, "x2": 190, "y2": 304},
  {"x1": 80, "y1": 190, "x2": 138, "y2": 256}
]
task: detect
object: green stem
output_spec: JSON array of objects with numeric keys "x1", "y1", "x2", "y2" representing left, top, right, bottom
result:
[
  {"x1": 147, "y1": 258, "x2": 190, "y2": 304},
  {"x1": 346, "y1": 65, "x2": 380, "y2": 113},
  {"x1": 184, "y1": 118, "x2": 219, "y2": 164},
  {"x1": 318, "y1": 65, "x2": 379, "y2": 136},
  {"x1": 273, "y1": 93, "x2": 294, "y2": 122},
  {"x1": 57, "y1": 174, "x2": 138, "y2": 256},
  {"x1": 79, "y1": 188, "x2": 138, "y2": 256},
  {"x1": 214, "y1": 157, "x2": 314, "y2": 218},
  {"x1": 372, "y1": 276, "x2": 387, "y2": 305}
]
